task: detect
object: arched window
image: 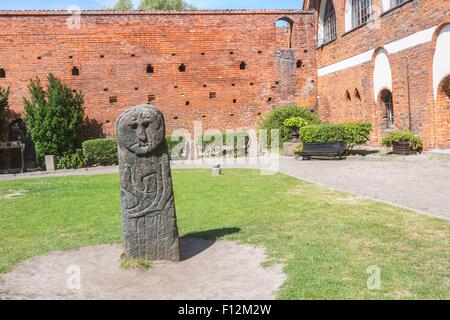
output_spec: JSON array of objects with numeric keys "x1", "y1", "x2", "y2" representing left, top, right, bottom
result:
[
  {"x1": 322, "y1": 0, "x2": 336, "y2": 43},
  {"x1": 352, "y1": 0, "x2": 373, "y2": 29},
  {"x1": 354, "y1": 89, "x2": 361, "y2": 102},
  {"x1": 354, "y1": 89, "x2": 362, "y2": 120},
  {"x1": 380, "y1": 89, "x2": 394, "y2": 129},
  {"x1": 276, "y1": 18, "x2": 293, "y2": 48}
]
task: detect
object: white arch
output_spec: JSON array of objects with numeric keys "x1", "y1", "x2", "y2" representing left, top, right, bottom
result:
[
  {"x1": 344, "y1": 0, "x2": 352, "y2": 32},
  {"x1": 433, "y1": 25, "x2": 450, "y2": 100},
  {"x1": 373, "y1": 49, "x2": 393, "y2": 102}
]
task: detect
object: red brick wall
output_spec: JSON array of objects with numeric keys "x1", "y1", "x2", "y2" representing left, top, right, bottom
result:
[
  {"x1": 305, "y1": 0, "x2": 450, "y2": 149},
  {"x1": 0, "y1": 10, "x2": 317, "y2": 139}
]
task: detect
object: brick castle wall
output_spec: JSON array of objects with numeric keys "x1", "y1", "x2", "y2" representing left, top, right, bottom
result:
[
  {"x1": 0, "y1": 10, "x2": 317, "y2": 139},
  {"x1": 305, "y1": 0, "x2": 450, "y2": 149}
]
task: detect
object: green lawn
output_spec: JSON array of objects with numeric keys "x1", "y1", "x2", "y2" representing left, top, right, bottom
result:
[{"x1": 0, "y1": 170, "x2": 449, "y2": 299}]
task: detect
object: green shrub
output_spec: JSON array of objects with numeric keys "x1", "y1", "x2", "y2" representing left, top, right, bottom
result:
[
  {"x1": 300, "y1": 121, "x2": 373, "y2": 150},
  {"x1": 82, "y1": 138, "x2": 118, "y2": 166},
  {"x1": 24, "y1": 74, "x2": 84, "y2": 161},
  {"x1": 342, "y1": 121, "x2": 373, "y2": 150},
  {"x1": 259, "y1": 104, "x2": 321, "y2": 144},
  {"x1": 300, "y1": 124, "x2": 346, "y2": 143},
  {"x1": 283, "y1": 117, "x2": 309, "y2": 129},
  {"x1": 197, "y1": 131, "x2": 250, "y2": 157},
  {"x1": 166, "y1": 135, "x2": 186, "y2": 159},
  {"x1": 382, "y1": 131, "x2": 422, "y2": 151},
  {"x1": 57, "y1": 149, "x2": 86, "y2": 170}
]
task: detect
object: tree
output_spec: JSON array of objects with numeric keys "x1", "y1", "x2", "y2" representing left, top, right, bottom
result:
[
  {"x1": 24, "y1": 74, "x2": 84, "y2": 161},
  {"x1": 0, "y1": 87, "x2": 10, "y2": 140},
  {"x1": 109, "y1": 0, "x2": 134, "y2": 10},
  {"x1": 138, "y1": 0, "x2": 195, "y2": 10}
]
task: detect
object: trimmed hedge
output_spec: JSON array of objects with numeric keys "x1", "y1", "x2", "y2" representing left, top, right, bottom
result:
[
  {"x1": 197, "y1": 131, "x2": 250, "y2": 157},
  {"x1": 300, "y1": 124, "x2": 345, "y2": 143},
  {"x1": 341, "y1": 122, "x2": 373, "y2": 150},
  {"x1": 57, "y1": 149, "x2": 86, "y2": 170},
  {"x1": 300, "y1": 121, "x2": 372, "y2": 149},
  {"x1": 82, "y1": 138, "x2": 118, "y2": 166}
]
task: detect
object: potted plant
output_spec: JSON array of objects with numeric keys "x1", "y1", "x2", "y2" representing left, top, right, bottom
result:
[
  {"x1": 382, "y1": 131, "x2": 422, "y2": 155},
  {"x1": 283, "y1": 117, "x2": 308, "y2": 142}
]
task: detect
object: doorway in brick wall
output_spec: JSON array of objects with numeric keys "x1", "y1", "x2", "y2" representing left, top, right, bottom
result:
[
  {"x1": 8, "y1": 119, "x2": 36, "y2": 170},
  {"x1": 380, "y1": 89, "x2": 394, "y2": 130},
  {"x1": 436, "y1": 76, "x2": 450, "y2": 149}
]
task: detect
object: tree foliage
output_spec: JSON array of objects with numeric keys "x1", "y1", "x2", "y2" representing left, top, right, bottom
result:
[
  {"x1": 24, "y1": 74, "x2": 85, "y2": 160},
  {"x1": 109, "y1": 0, "x2": 134, "y2": 10},
  {"x1": 138, "y1": 0, "x2": 196, "y2": 10},
  {"x1": 0, "y1": 87, "x2": 10, "y2": 139}
]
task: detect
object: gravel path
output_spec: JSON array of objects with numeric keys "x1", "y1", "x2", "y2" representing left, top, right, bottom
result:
[{"x1": 278, "y1": 157, "x2": 450, "y2": 220}]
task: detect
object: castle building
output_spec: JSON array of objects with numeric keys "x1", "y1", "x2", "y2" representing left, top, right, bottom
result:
[
  {"x1": 303, "y1": 0, "x2": 450, "y2": 150},
  {"x1": 0, "y1": 2, "x2": 449, "y2": 170}
]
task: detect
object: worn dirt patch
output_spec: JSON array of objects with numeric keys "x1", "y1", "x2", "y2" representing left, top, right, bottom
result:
[
  {"x1": 0, "y1": 239, "x2": 286, "y2": 300},
  {"x1": 0, "y1": 190, "x2": 27, "y2": 200}
]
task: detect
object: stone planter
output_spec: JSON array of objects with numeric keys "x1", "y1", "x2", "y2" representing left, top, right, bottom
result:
[
  {"x1": 290, "y1": 127, "x2": 300, "y2": 142},
  {"x1": 283, "y1": 142, "x2": 301, "y2": 157},
  {"x1": 392, "y1": 141, "x2": 415, "y2": 155}
]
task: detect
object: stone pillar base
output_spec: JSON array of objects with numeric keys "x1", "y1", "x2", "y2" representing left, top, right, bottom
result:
[
  {"x1": 45, "y1": 155, "x2": 56, "y2": 172},
  {"x1": 283, "y1": 142, "x2": 301, "y2": 157}
]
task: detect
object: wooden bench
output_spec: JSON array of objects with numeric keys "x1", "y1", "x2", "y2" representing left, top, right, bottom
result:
[{"x1": 298, "y1": 142, "x2": 347, "y2": 160}]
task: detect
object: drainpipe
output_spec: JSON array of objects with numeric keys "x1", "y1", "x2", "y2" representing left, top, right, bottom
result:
[{"x1": 406, "y1": 56, "x2": 413, "y2": 132}]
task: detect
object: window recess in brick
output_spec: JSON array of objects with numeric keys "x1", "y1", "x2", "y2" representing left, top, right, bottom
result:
[{"x1": 72, "y1": 67, "x2": 80, "y2": 76}]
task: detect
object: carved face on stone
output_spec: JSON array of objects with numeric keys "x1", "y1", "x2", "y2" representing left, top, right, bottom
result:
[{"x1": 116, "y1": 105, "x2": 165, "y2": 156}]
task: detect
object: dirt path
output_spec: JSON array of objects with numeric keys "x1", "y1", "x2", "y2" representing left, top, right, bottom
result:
[{"x1": 0, "y1": 239, "x2": 286, "y2": 300}]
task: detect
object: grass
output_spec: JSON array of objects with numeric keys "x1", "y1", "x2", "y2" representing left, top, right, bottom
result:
[
  {"x1": 120, "y1": 254, "x2": 151, "y2": 271},
  {"x1": 0, "y1": 169, "x2": 449, "y2": 299}
]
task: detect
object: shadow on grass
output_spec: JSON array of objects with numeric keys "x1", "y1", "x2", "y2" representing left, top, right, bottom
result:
[{"x1": 180, "y1": 227, "x2": 241, "y2": 261}]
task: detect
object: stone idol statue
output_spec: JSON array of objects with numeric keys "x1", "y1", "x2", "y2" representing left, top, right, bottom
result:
[{"x1": 116, "y1": 104, "x2": 180, "y2": 262}]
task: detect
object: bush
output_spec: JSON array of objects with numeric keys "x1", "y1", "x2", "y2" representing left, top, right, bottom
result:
[
  {"x1": 24, "y1": 74, "x2": 84, "y2": 161},
  {"x1": 300, "y1": 121, "x2": 372, "y2": 150},
  {"x1": 57, "y1": 149, "x2": 86, "y2": 170},
  {"x1": 197, "y1": 131, "x2": 250, "y2": 157},
  {"x1": 342, "y1": 121, "x2": 373, "y2": 150},
  {"x1": 82, "y1": 138, "x2": 118, "y2": 166},
  {"x1": 259, "y1": 104, "x2": 321, "y2": 144},
  {"x1": 283, "y1": 117, "x2": 309, "y2": 129},
  {"x1": 166, "y1": 135, "x2": 186, "y2": 159},
  {"x1": 300, "y1": 124, "x2": 346, "y2": 143},
  {"x1": 382, "y1": 131, "x2": 423, "y2": 151}
]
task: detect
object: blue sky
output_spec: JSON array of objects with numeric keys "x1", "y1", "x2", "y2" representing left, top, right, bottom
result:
[{"x1": 0, "y1": 0, "x2": 304, "y2": 10}]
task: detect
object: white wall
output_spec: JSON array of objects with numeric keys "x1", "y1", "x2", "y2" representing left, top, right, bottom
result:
[
  {"x1": 433, "y1": 25, "x2": 450, "y2": 100},
  {"x1": 373, "y1": 49, "x2": 393, "y2": 102},
  {"x1": 345, "y1": 0, "x2": 352, "y2": 32},
  {"x1": 382, "y1": 0, "x2": 391, "y2": 11}
]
